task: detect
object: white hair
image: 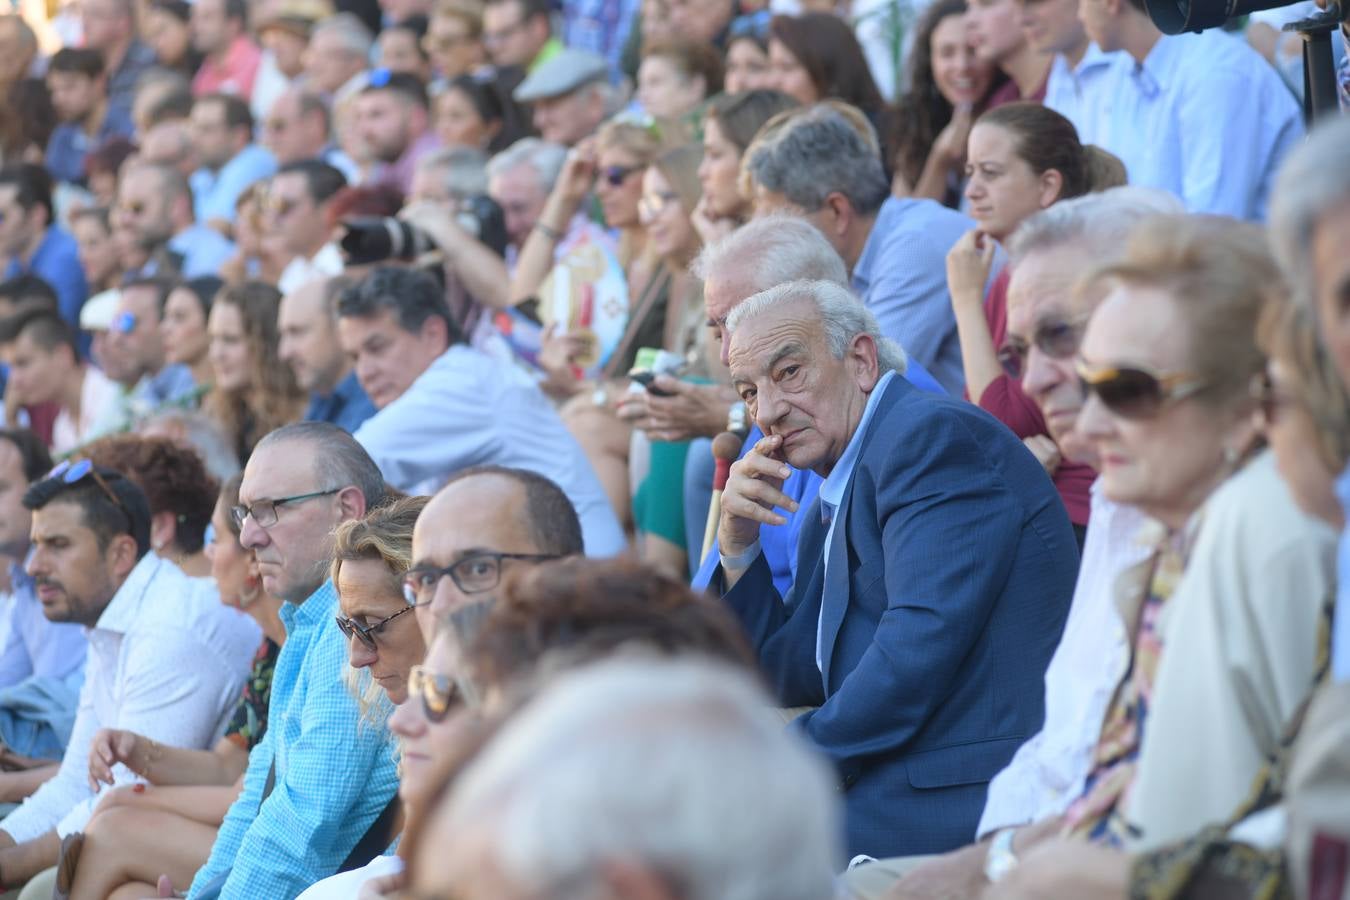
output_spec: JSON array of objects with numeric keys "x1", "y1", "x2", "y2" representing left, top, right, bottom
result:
[
  {"x1": 312, "y1": 12, "x2": 374, "y2": 57},
  {"x1": 691, "y1": 214, "x2": 849, "y2": 292},
  {"x1": 1270, "y1": 116, "x2": 1350, "y2": 315},
  {"x1": 1006, "y1": 185, "x2": 1185, "y2": 265},
  {"x1": 417, "y1": 146, "x2": 489, "y2": 198},
  {"x1": 487, "y1": 137, "x2": 567, "y2": 193},
  {"x1": 726, "y1": 279, "x2": 908, "y2": 375},
  {"x1": 442, "y1": 655, "x2": 843, "y2": 900}
]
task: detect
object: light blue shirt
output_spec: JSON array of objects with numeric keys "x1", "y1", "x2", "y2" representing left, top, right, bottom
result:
[
  {"x1": 1043, "y1": 44, "x2": 1125, "y2": 146},
  {"x1": 815, "y1": 369, "x2": 897, "y2": 675},
  {"x1": 190, "y1": 144, "x2": 277, "y2": 224},
  {"x1": 188, "y1": 581, "x2": 400, "y2": 899},
  {"x1": 1092, "y1": 31, "x2": 1303, "y2": 220},
  {"x1": 852, "y1": 197, "x2": 975, "y2": 395},
  {"x1": 0, "y1": 563, "x2": 87, "y2": 688},
  {"x1": 353, "y1": 345, "x2": 626, "y2": 557},
  {"x1": 165, "y1": 224, "x2": 236, "y2": 280},
  {"x1": 1334, "y1": 464, "x2": 1350, "y2": 682}
]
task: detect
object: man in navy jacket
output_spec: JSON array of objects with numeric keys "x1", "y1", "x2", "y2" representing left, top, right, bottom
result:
[{"x1": 715, "y1": 279, "x2": 1078, "y2": 858}]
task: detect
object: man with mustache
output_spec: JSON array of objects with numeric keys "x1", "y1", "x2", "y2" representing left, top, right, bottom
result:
[{"x1": 0, "y1": 462, "x2": 253, "y2": 893}]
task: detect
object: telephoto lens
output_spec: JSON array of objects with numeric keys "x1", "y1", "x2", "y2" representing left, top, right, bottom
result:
[{"x1": 339, "y1": 217, "x2": 436, "y2": 265}]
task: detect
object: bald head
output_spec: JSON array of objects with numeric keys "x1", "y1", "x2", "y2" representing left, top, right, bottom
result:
[
  {"x1": 410, "y1": 467, "x2": 581, "y2": 638},
  {"x1": 278, "y1": 278, "x2": 348, "y2": 395}
]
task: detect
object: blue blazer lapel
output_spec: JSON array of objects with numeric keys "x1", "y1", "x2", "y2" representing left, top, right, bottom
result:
[{"x1": 818, "y1": 485, "x2": 854, "y2": 693}]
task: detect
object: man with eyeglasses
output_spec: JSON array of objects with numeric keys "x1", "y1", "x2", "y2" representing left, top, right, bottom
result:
[
  {"x1": 0, "y1": 460, "x2": 256, "y2": 895},
  {"x1": 481, "y1": 0, "x2": 558, "y2": 71},
  {"x1": 271, "y1": 161, "x2": 349, "y2": 295},
  {"x1": 103, "y1": 278, "x2": 199, "y2": 428},
  {"x1": 112, "y1": 161, "x2": 235, "y2": 280},
  {"x1": 187, "y1": 421, "x2": 399, "y2": 899},
  {"x1": 261, "y1": 87, "x2": 360, "y2": 182},
  {"x1": 407, "y1": 465, "x2": 583, "y2": 641}
]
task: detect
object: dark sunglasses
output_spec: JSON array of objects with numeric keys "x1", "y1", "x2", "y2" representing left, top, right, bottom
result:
[
  {"x1": 1076, "y1": 359, "x2": 1206, "y2": 420},
  {"x1": 407, "y1": 664, "x2": 458, "y2": 722},
  {"x1": 998, "y1": 315, "x2": 1088, "y2": 379},
  {"x1": 600, "y1": 165, "x2": 641, "y2": 187},
  {"x1": 335, "y1": 603, "x2": 420, "y2": 652}
]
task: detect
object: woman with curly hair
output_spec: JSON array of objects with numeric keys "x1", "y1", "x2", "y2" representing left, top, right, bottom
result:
[
  {"x1": 885, "y1": 0, "x2": 1003, "y2": 206},
  {"x1": 204, "y1": 281, "x2": 306, "y2": 463},
  {"x1": 80, "y1": 433, "x2": 221, "y2": 578}
]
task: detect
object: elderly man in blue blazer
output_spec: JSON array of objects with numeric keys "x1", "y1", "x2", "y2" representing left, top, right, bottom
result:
[{"x1": 715, "y1": 279, "x2": 1078, "y2": 859}]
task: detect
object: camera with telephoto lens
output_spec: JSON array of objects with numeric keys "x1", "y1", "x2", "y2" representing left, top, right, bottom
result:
[{"x1": 339, "y1": 194, "x2": 510, "y2": 265}]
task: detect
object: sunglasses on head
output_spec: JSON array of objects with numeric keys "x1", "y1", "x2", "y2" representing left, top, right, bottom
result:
[
  {"x1": 407, "y1": 664, "x2": 458, "y2": 722},
  {"x1": 111, "y1": 311, "x2": 138, "y2": 335},
  {"x1": 998, "y1": 314, "x2": 1089, "y2": 380},
  {"x1": 1076, "y1": 359, "x2": 1207, "y2": 420},
  {"x1": 46, "y1": 459, "x2": 133, "y2": 528},
  {"x1": 729, "y1": 9, "x2": 771, "y2": 40},
  {"x1": 601, "y1": 164, "x2": 641, "y2": 187}
]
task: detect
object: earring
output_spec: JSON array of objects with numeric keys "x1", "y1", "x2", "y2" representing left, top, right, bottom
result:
[{"x1": 1222, "y1": 444, "x2": 1240, "y2": 467}]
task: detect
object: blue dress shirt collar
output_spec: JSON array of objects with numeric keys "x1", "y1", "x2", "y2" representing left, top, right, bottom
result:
[{"x1": 818, "y1": 370, "x2": 898, "y2": 520}]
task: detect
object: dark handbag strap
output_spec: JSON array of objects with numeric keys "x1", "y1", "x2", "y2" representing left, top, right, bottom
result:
[{"x1": 257, "y1": 759, "x2": 400, "y2": 874}]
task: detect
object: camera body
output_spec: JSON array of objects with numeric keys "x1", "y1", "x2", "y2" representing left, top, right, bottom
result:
[{"x1": 339, "y1": 194, "x2": 510, "y2": 266}]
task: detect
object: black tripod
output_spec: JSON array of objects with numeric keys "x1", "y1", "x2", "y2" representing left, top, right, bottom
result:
[{"x1": 1285, "y1": 1, "x2": 1347, "y2": 124}]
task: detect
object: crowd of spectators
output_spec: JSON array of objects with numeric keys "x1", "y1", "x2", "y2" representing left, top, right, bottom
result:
[{"x1": 0, "y1": 0, "x2": 1346, "y2": 896}]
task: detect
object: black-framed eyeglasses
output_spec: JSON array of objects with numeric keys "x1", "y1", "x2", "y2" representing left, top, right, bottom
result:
[
  {"x1": 1076, "y1": 359, "x2": 1207, "y2": 420},
  {"x1": 231, "y1": 488, "x2": 340, "y2": 530},
  {"x1": 403, "y1": 552, "x2": 560, "y2": 603},
  {"x1": 47, "y1": 459, "x2": 132, "y2": 528},
  {"x1": 336, "y1": 603, "x2": 421, "y2": 652},
  {"x1": 601, "y1": 164, "x2": 641, "y2": 187},
  {"x1": 998, "y1": 314, "x2": 1089, "y2": 380},
  {"x1": 407, "y1": 664, "x2": 459, "y2": 722}
]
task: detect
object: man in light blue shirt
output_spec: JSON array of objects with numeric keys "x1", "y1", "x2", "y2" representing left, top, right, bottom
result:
[
  {"x1": 0, "y1": 166, "x2": 88, "y2": 337},
  {"x1": 340, "y1": 268, "x2": 626, "y2": 557},
  {"x1": 0, "y1": 430, "x2": 86, "y2": 762},
  {"x1": 747, "y1": 104, "x2": 975, "y2": 395},
  {"x1": 188, "y1": 93, "x2": 278, "y2": 229},
  {"x1": 1019, "y1": 0, "x2": 1123, "y2": 143},
  {"x1": 1080, "y1": 0, "x2": 1302, "y2": 220},
  {"x1": 189, "y1": 423, "x2": 399, "y2": 898},
  {"x1": 116, "y1": 162, "x2": 235, "y2": 281}
]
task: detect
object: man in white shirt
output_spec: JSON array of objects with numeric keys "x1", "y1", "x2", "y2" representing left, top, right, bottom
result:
[
  {"x1": 270, "y1": 160, "x2": 348, "y2": 295},
  {"x1": 0, "y1": 307, "x2": 119, "y2": 455},
  {"x1": 0, "y1": 463, "x2": 256, "y2": 891},
  {"x1": 340, "y1": 267, "x2": 626, "y2": 556},
  {"x1": 1078, "y1": 0, "x2": 1302, "y2": 219},
  {"x1": 0, "y1": 429, "x2": 87, "y2": 763}
]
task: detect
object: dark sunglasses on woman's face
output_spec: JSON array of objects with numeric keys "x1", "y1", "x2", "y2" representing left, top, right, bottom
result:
[
  {"x1": 335, "y1": 603, "x2": 420, "y2": 652},
  {"x1": 1076, "y1": 359, "x2": 1207, "y2": 420},
  {"x1": 998, "y1": 315, "x2": 1089, "y2": 380},
  {"x1": 601, "y1": 165, "x2": 641, "y2": 187},
  {"x1": 407, "y1": 664, "x2": 458, "y2": 723}
]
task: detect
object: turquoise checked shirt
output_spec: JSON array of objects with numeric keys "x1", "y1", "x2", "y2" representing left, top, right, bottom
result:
[{"x1": 187, "y1": 581, "x2": 399, "y2": 899}]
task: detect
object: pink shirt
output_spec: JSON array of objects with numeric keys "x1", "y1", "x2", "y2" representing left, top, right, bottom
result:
[{"x1": 192, "y1": 36, "x2": 262, "y2": 100}]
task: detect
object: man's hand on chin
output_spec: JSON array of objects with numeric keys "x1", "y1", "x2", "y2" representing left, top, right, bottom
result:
[{"x1": 718, "y1": 434, "x2": 797, "y2": 589}]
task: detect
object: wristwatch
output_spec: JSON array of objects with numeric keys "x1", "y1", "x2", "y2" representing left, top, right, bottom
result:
[{"x1": 984, "y1": 828, "x2": 1020, "y2": 883}]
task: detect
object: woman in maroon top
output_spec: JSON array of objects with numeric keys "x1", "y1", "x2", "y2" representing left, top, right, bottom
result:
[{"x1": 946, "y1": 103, "x2": 1124, "y2": 538}]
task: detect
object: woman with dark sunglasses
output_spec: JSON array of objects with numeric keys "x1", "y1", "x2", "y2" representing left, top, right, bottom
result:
[
  {"x1": 331, "y1": 495, "x2": 430, "y2": 714},
  {"x1": 953, "y1": 225, "x2": 1343, "y2": 900}
]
